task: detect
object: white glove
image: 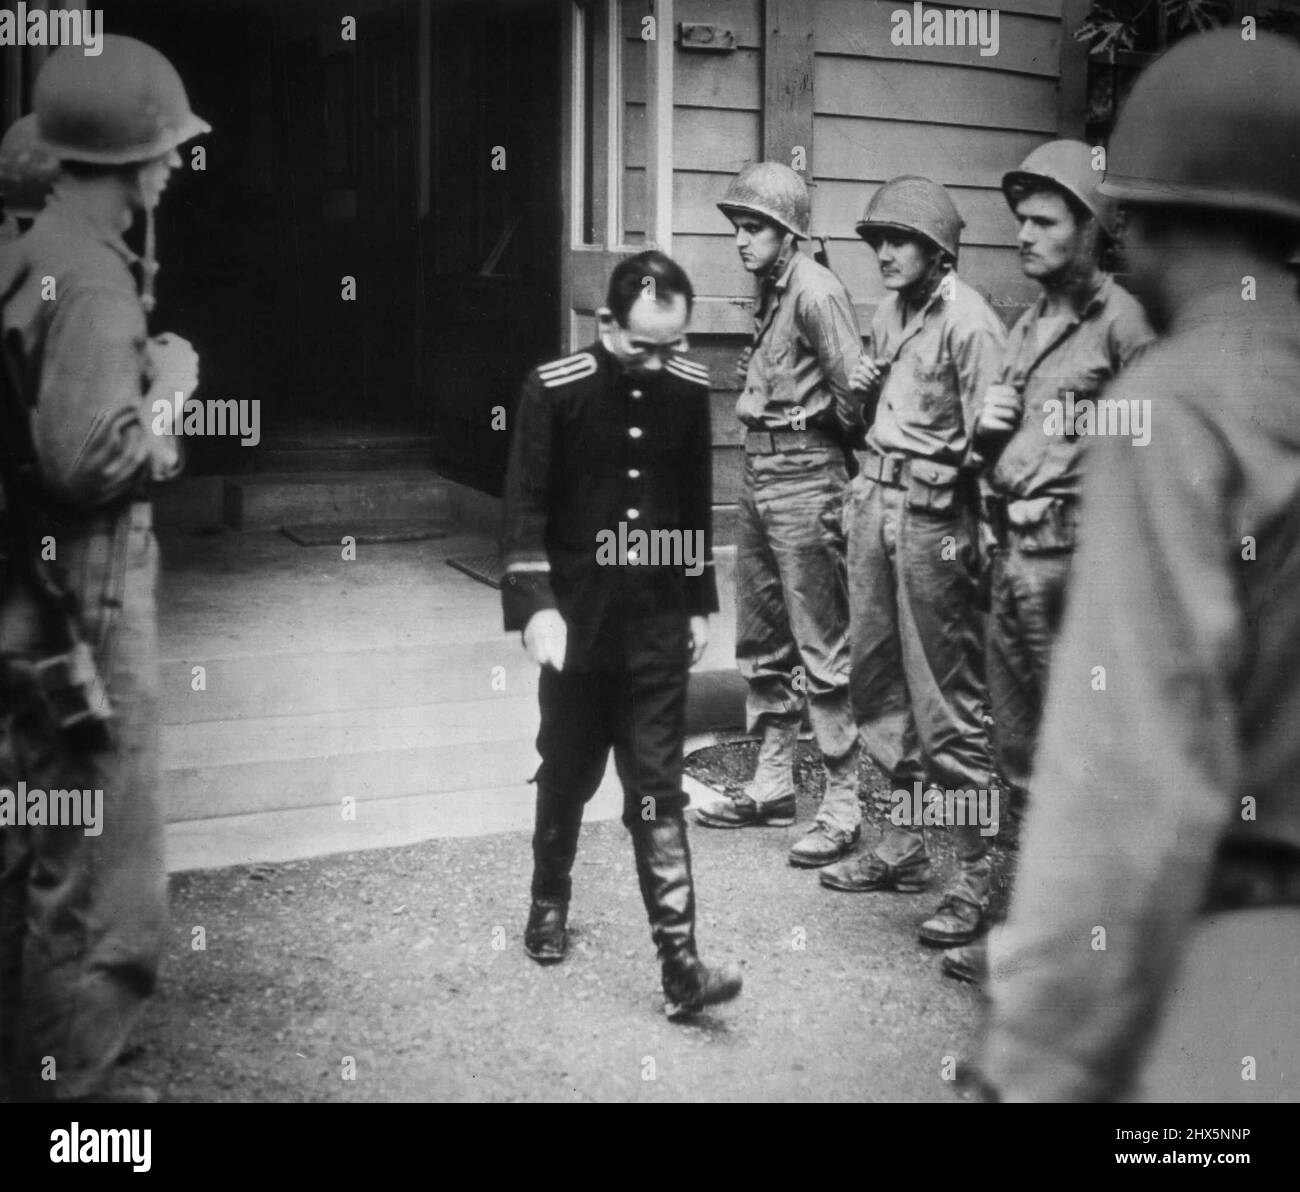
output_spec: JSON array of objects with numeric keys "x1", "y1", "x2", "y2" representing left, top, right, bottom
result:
[{"x1": 523, "y1": 609, "x2": 567, "y2": 672}]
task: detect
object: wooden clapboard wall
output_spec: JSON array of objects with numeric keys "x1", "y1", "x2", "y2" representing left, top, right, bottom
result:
[{"x1": 625, "y1": 0, "x2": 1081, "y2": 532}]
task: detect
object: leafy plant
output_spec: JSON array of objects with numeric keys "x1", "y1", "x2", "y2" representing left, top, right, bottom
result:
[{"x1": 1075, "y1": 0, "x2": 1231, "y2": 57}]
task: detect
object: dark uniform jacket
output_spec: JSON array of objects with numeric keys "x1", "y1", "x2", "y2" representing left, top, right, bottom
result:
[
  {"x1": 501, "y1": 341, "x2": 719, "y2": 670},
  {"x1": 984, "y1": 275, "x2": 1300, "y2": 1100}
]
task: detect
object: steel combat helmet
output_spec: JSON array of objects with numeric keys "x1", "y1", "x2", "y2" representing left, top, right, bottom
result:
[
  {"x1": 718, "y1": 161, "x2": 812, "y2": 239},
  {"x1": 0, "y1": 114, "x2": 59, "y2": 218},
  {"x1": 856, "y1": 176, "x2": 964, "y2": 259},
  {"x1": 1098, "y1": 28, "x2": 1300, "y2": 225},
  {"x1": 1002, "y1": 139, "x2": 1117, "y2": 237},
  {"x1": 35, "y1": 34, "x2": 210, "y2": 166}
]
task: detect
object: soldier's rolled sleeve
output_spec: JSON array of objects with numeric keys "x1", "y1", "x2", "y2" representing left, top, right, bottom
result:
[
  {"x1": 803, "y1": 288, "x2": 863, "y2": 437},
  {"x1": 682, "y1": 378, "x2": 718, "y2": 617},
  {"x1": 983, "y1": 395, "x2": 1244, "y2": 1101},
  {"x1": 500, "y1": 372, "x2": 559, "y2": 632},
  {"x1": 951, "y1": 317, "x2": 1005, "y2": 451},
  {"x1": 32, "y1": 285, "x2": 149, "y2": 508}
]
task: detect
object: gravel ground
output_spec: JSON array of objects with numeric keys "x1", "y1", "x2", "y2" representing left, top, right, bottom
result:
[{"x1": 126, "y1": 742, "x2": 1018, "y2": 1102}]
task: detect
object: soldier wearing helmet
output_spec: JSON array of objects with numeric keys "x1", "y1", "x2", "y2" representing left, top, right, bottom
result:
[
  {"x1": 0, "y1": 114, "x2": 60, "y2": 245},
  {"x1": 819, "y1": 176, "x2": 1006, "y2": 951},
  {"x1": 0, "y1": 35, "x2": 208, "y2": 1102},
  {"x1": 939, "y1": 141, "x2": 1153, "y2": 985},
  {"x1": 983, "y1": 30, "x2": 1300, "y2": 1101},
  {"x1": 695, "y1": 162, "x2": 865, "y2": 871}
]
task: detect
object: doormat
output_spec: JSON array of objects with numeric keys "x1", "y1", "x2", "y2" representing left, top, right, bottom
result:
[
  {"x1": 281, "y1": 520, "x2": 449, "y2": 546},
  {"x1": 445, "y1": 554, "x2": 504, "y2": 589}
]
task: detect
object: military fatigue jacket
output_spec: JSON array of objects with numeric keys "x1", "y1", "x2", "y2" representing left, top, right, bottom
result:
[
  {"x1": 983, "y1": 276, "x2": 1300, "y2": 1101},
  {"x1": 0, "y1": 192, "x2": 152, "y2": 511},
  {"x1": 501, "y1": 341, "x2": 719, "y2": 670},
  {"x1": 989, "y1": 273, "x2": 1153, "y2": 500},
  {"x1": 867, "y1": 271, "x2": 1006, "y2": 467},
  {"x1": 737, "y1": 247, "x2": 862, "y2": 438}
]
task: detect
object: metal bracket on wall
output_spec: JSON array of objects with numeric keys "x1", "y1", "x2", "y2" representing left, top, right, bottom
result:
[{"x1": 679, "y1": 23, "x2": 736, "y2": 51}]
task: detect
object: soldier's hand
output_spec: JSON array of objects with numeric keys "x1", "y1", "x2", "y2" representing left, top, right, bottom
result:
[
  {"x1": 523, "y1": 609, "x2": 567, "y2": 672},
  {"x1": 735, "y1": 347, "x2": 753, "y2": 383},
  {"x1": 850, "y1": 357, "x2": 886, "y2": 396},
  {"x1": 146, "y1": 333, "x2": 200, "y2": 401},
  {"x1": 147, "y1": 431, "x2": 184, "y2": 484},
  {"x1": 688, "y1": 615, "x2": 709, "y2": 666},
  {"x1": 977, "y1": 383, "x2": 1024, "y2": 438}
]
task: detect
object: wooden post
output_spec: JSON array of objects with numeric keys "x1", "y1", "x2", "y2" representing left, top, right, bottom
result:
[
  {"x1": 644, "y1": 0, "x2": 674, "y2": 253},
  {"x1": 1057, "y1": 0, "x2": 1093, "y2": 139},
  {"x1": 762, "y1": 0, "x2": 814, "y2": 172}
]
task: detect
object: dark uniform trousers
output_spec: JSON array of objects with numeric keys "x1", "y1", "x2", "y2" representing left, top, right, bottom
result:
[
  {"x1": 0, "y1": 503, "x2": 165, "y2": 1100},
  {"x1": 533, "y1": 612, "x2": 690, "y2": 898}
]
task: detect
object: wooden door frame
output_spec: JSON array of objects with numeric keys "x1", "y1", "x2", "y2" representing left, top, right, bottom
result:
[{"x1": 559, "y1": 0, "x2": 675, "y2": 351}]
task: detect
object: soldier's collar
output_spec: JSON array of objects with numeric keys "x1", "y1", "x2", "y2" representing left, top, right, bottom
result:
[
  {"x1": 762, "y1": 240, "x2": 801, "y2": 292},
  {"x1": 1033, "y1": 269, "x2": 1109, "y2": 324},
  {"x1": 41, "y1": 191, "x2": 139, "y2": 269}
]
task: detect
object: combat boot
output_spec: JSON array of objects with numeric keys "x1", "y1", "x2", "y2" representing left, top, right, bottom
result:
[
  {"x1": 696, "y1": 715, "x2": 798, "y2": 828},
  {"x1": 820, "y1": 821, "x2": 931, "y2": 892},
  {"x1": 631, "y1": 814, "x2": 743, "y2": 1020},
  {"x1": 524, "y1": 789, "x2": 583, "y2": 965},
  {"x1": 918, "y1": 840, "x2": 992, "y2": 947},
  {"x1": 789, "y1": 744, "x2": 861, "y2": 866}
]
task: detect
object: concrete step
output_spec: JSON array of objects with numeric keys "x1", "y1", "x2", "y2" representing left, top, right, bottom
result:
[
  {"x1": 163, "y1": 733, "x2": 542, "y2": 822},
  {"x1": 161, "y1": 698, "x2": 536, "y2": 771},
  {"x1": 222, "y1": 469, "x2": 451, "y2": 531},
  {"x1": 165, "y1": 773, "x2": 625, "y2": 873},
  {"x1": 159, "y1": 642, "x2": 537, "y2": 724},
  {"x1": 164, "y1": 752, "x2": 718, "y2": 873}
]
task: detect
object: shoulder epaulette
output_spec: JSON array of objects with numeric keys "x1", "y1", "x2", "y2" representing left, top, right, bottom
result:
[
  {"x1": 537, "y1": 351, "x2": 598, "y2": 388},
  {"x1": 665, "y1": 356, "x2": 710, "y2": 388}
]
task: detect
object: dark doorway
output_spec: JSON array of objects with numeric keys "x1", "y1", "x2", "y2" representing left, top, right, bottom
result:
[
  {"x1": 425, "y1": 0, "x2": 562, "y2": 494},
  {"x1": 70, "y1": 0, "x2": 561, "y2": 491}
]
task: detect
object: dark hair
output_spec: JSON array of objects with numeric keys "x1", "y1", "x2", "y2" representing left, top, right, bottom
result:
[
  {"x1": 1008, "y1": 178, "x2": 1095, "y2": 228},
  {"x1": 606, "y1": 250, "x2": 694, "y2": 327}
]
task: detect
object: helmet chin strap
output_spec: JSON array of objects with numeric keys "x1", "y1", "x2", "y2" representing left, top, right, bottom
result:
[
  {"x1": 140, "y1": 204, "x2": 158, "y2": 321},
  {"x1": 901, "y1": 252, "x2": 951, "y2": 312},
  {"x1": 763, "y1": 231, "x2": 798, "y2": 282},
  {"x1": 131, "y1": 165, "x2": 158, "y2": 322}
]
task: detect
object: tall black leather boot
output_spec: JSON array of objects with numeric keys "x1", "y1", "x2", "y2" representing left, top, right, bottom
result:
[
  {"x1": 631, "y1": 814, "x2": 742, "y2": 1020},
  {"x1": 525, "y1": 789, "x2": 583, "y2": 964}
]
